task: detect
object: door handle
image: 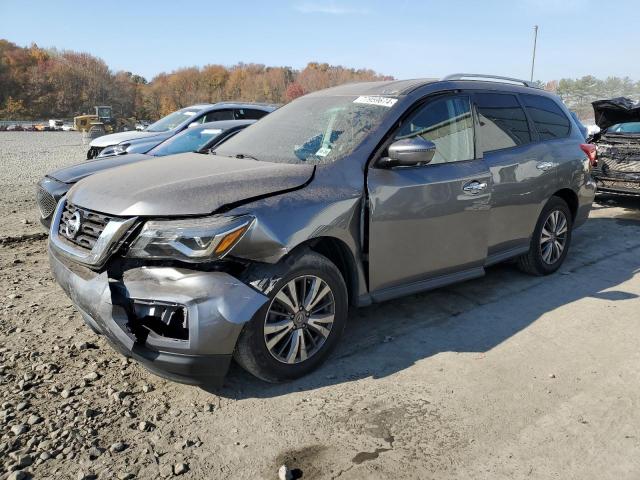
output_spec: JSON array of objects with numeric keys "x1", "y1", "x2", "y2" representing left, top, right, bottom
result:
[
  {"x1": 536, "y1": 161, "x2": 555, "y2": 171},
  {"x1": 462, "y1": 181, "x2": 488, "y2": 194}
]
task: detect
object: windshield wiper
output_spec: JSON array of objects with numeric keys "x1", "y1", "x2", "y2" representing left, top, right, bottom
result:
[
  {"x1": 208, "y1": 151, "x2": 261, "y2": 161},
  {"x1": 234, "y1": 153, "x2": 260, "y2": 161}
]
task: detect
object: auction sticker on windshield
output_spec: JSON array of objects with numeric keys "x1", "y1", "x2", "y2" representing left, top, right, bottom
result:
[{"x1": 353, "y1": 96, "x2": 398, "y2": 107}]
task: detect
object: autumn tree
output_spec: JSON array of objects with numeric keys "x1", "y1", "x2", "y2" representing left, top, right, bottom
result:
[
  {"x1": 0, "y1": 96, "x2": 26, "y2": 119},
  {"x1": 3, "y1": 38, "x2": 640, "y2": 124},
  {"x1": 285, "y1": 82, "x2": 304, "y2": 102},
  {"x1": 0, "y1": 39, "x2": 396, "y2": 120}
]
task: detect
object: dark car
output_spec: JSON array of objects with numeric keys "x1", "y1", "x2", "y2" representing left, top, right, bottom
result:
[
  {"x1": 590, "y1": 97, "x2": 640, "y2": 195},
  {"x1": 86, "y1": 102, "x2": 276, "y2": 159},
  {"x1": 48, "y1": 74, "x2": 595, "y2": 386},
  {"x1": 37, "y1": 120, "x2": 254, "y2": 227}
]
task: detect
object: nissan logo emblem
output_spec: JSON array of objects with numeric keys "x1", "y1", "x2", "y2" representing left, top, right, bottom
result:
[{"x1": 65, "y1": 211, "x2": 82, "y2": 239}]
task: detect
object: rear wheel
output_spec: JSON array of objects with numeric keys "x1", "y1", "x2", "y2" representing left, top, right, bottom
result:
[
  {"x1": 234, "y1": 250, "x2": 348, "y2": 382},
  {"x1": 517, "y1": 196, "x2": 573, "y2": 276}
]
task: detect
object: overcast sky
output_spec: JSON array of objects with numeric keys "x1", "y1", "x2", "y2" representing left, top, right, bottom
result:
[{"x1": 2, "y1": 0, "x2": 638, "y2": 82}]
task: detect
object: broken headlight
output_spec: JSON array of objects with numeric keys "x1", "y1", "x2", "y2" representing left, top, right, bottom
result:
[
  {"x1": 127, "y1": 215, "x2": 254, "y2": 262},
  {"x1": 113, "y1": 143, "x2": 130, "y2": 155}
]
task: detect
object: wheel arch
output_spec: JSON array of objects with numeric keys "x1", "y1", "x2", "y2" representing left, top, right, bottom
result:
[
  {"x1": 552, "y1": 188, "x2": 579, "y2": 220},
  {"x1": 286, "y1": 236, "x2": 360, "y2": 307}
]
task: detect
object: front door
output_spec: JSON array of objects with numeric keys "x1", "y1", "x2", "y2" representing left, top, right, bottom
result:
[{"x1": 367, "y1": 94, "x2": 491, "y2": 293}]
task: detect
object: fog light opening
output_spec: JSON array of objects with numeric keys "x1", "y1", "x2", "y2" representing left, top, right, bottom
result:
[{"x1": 131, "y1": 300, "x2": 189, "y2": 342}]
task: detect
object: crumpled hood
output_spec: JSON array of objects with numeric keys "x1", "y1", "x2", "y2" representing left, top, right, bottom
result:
[
  {"x1": 592, "y1": 97, "x2": 640, "y2": 130},
  {"x1": 67, "y1": 153, "x2": 315, "y2": 217},
  {"x1": 48, "y1": 153, "x2": 154, "y2": 183},
  {"x1": 89, "y1": 130, "x2": 170, "y2": 148}
]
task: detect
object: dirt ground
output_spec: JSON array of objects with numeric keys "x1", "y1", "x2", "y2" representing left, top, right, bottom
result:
[{"x1": 1, "y1": 132, "x2": 640, "y2": 480}]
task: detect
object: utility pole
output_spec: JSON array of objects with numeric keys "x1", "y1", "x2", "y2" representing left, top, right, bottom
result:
[{"x1": 530, "y1": 25, "x2": 539, "y2": 82}]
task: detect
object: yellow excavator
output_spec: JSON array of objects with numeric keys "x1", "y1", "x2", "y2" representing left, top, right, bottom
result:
[{"x1": 74, "y1": 106, "x2": 135, "y2": 136}]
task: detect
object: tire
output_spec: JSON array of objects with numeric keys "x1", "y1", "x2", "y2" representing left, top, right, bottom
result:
[
  {"x1": 517, "y1": 196, "x2": 573, "y2": 276},
  {"x1": 234, "y1": 250, "x2": 348, "y2": 383}
]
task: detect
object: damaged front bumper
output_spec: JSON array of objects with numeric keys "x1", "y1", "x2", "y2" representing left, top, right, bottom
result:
[
  {"x1": 593, "y1": 137, "x2": 640, "y2": 195},
  {"x1": 593, "y1": 171, "x2": 640, "y2": 195},
  {"x1": 49, "y1": 247, "x2": 268, "y2": 386}
]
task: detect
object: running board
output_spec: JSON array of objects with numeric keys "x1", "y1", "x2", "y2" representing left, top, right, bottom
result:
[
  {"x1": 369, "y1": 267, "x2": 485, "y2": 303},
  {"x1": 484, "y1": 245, "x2": 529, "y2": 267}
]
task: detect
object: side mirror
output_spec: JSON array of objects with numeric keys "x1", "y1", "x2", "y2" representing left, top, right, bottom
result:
[
  {"x1": 188, "y1": 122, "x2": 199, "y2": 128},
  {"x1": 380, "y1": 137, "x2": 436, "y2": 167}
]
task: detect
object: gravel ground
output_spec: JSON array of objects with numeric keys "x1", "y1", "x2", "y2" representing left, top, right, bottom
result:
[
  {"x1": 1, "y1": 132, "x2": 640, "y2": 480},
  {"x1": 0, "y1": 132, "x2": 87, "y2": 238}
]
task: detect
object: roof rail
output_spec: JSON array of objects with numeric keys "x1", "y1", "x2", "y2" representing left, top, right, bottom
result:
[{"x1": 442, "y1": 73, "x2": 539, "y2": 89}]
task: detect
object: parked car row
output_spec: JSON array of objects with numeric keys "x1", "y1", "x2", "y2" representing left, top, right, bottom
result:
[
  {"x1": 37, "y1": 119, "x2": 256, "y2": 226},
  {"x1": 85, "y1": 102, "x2": 277, "y2": 159},
  {"x1": 41, "y1": 76, "x2": 597, "y2": 386},
  {"x1": 1, "y1": 122, "x2": 74, "y2": 131}
]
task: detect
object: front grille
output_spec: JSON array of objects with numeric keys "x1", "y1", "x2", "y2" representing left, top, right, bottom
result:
[
  {"x1": 58, "y1": 202, "x2": 115, "y2": 251},
  {"x1": 36, "y1": 186, "x2": 57, "y2": 219},
  {"x1": 597, "y1": 140, "x2": 640, "y2": 174},
  {"x1": 598, "y1": 178, "x2": 640, "y2": 192},
  {"x1": 601, "y1": 157, "x2": 640, "y2": 174}
]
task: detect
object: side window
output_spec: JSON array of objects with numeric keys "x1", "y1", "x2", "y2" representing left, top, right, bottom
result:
[
  {"x1": 521, "y1": 94, "x2": 571, "y2": 140},
  {"x1": 235, "y1": 108, "x2": 267, "y2": 120},
  {"x1": 203, "y1": 109, "x2": 234, "y2": 122},
  {"x1": 475, "y1": 93, "x2": 532, "y2": 152},
  {"x1": 209, "y1": 129, "x2": 240, "y2": 149},
  {"x1": 395, "y1": 96, "x2": 474, "y2": 164}
]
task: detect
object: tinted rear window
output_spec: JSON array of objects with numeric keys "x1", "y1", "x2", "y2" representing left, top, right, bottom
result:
[
  {"x1": 521, "y1": 94, "x2": 570, "y2": 140},
  {"x1": 475, "y1": 93, "x2": 531, "y2": 152},
  {"x1": 203, "y1": 110, "x2": 234, "y2": 122},
  {"x1": 235, "y1": 108, "x2": 268, "y2": 120}
]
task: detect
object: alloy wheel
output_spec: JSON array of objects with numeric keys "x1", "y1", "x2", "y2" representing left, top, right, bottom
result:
[
  {"x1": 263, "y1": 275, "x2": 335, "y2": 364},
  {"x1": 539, "y1": 209, "x2": 568, "y2": 265}
]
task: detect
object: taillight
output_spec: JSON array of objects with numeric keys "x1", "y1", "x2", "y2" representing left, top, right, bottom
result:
[{"x1": 580, "y1": 143, "x2": 597, "y2": 168}]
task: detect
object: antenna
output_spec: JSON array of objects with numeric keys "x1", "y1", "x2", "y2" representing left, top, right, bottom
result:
[{"x1": 530, "y1": 25, "x2": 539, "y2": 82}]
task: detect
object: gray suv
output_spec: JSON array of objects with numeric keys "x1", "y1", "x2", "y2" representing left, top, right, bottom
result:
[{"x1": 48, "y1": 74, "x2": 596, "y2": 385}]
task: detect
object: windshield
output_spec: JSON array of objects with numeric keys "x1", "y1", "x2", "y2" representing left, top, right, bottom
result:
[
  {"x1": 214, "y1": 95, "x2": 395, "y2": 164},
  {"x1": 96, "y1": 107, "x2": 111, "y2": 118},
  {"x1": 146, "y1": 109, "x2": 202, "y2": 132},
  {"x1": 149, "y1": 126, "x2": 223, "y2": 156},
  {"x1": 607, "y1": 122, "x2": 640, "y2": 134}
]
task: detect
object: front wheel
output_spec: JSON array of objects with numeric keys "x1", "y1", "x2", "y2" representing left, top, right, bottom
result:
[
  {"x1": 517, "y1": 196, "x2": 573, "y2": 276},
  {"x1": 234, "y1": 250, "x2": 348, "y2": 383}
]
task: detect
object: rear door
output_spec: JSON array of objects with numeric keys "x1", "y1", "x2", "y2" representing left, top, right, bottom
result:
[
  {"x1": 474, "y1": 92, "x2": 562, "y2": 256},
  {"x1": 367, "y1": 94, "x2": 491, "y2": 293}
]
